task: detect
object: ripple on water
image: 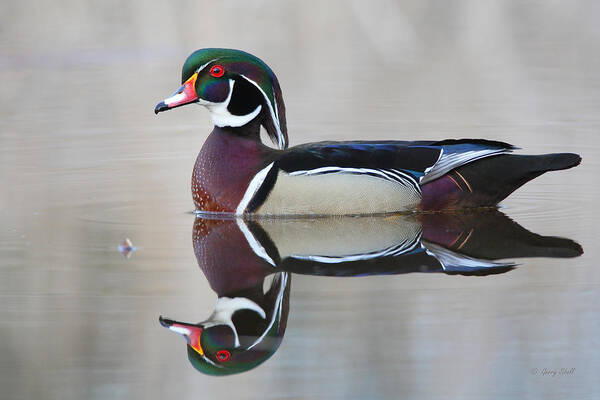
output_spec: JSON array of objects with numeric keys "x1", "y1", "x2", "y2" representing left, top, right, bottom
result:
[{"x1": 500, "y1": 189, "x2": 592, "y2": 226}]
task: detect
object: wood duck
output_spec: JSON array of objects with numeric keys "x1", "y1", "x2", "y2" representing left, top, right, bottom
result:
[{"x1": 155, "y1": 48, "x2": 581, "y2": 216}]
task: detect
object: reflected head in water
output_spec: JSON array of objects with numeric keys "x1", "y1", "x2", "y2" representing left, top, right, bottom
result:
[
  {"x1": 160, "y1": 210, "x2": 581, "y2": 375},
  {"x1": 159, "y1": 270, "x2": 290, "y2": 376},
  {"x1": 160, "y1": 216, "x2": 291, "y2": 375}
]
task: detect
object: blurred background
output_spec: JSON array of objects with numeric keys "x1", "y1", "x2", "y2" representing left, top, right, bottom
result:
[{"x1": 1, "y1": 1, "x2": 599, "y2": 399}]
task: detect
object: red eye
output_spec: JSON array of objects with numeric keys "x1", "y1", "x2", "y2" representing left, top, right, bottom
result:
[
  {"x1": 216, "y1": 350, "x2": 231, "y2": 361},
  {"x1": 210, "y1": 65, "x2": 225, "y2": 78}
]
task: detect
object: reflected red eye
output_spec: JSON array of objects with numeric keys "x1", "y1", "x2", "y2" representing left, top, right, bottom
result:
[
  {"x1": 216, "y1": 349, "x2": 231, "y2": 361},
  {"x1": 210, "y1": 65, "x2": 225, "y2": 78}
]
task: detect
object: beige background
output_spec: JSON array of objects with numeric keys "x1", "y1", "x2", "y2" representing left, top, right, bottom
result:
[{"x1": 1, "y1": 1, "x2": 599, "y2": 399}]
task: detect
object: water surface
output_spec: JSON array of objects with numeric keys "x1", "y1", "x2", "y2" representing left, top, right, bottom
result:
[{"x1": 1, "y1": 1, "x2": 599, "y2": 399}]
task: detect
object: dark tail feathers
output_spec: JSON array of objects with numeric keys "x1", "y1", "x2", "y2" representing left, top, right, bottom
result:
[
  {"x1": 454, "y1": 152, "x2": 581, "y2": 207},
  {"x1": 522, "y1": 152, "x2": 581, "y2": 172}
]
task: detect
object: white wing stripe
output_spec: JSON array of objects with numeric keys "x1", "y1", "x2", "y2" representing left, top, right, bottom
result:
[
  {"x1": 236, "y1": 162, "x2": 275, "y2": 215},
  {"x1": 290, "y1": 232, "x2": 422, "y2": 263},
  {"x1": 389, "y1": 169, "x2": 422, "y2": 194},
  {"x1": 424, "y1": 242, "x2": 515, "y2": 270},
  {"x1": 421, "y1": 148, "x2": 511, "y2": 184},
  {"x1": 236, "y1": 218, "x2": 276, "y2": 266},
  {"x1": 289, "y1": 166, "x2": 421, "y2": 195}
]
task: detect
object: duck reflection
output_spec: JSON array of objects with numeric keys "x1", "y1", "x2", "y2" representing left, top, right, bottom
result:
[
  {"x1": 159, "y1": 217, "x2": 290, "y2": 376},
  {"x1": 160, "y1": 210, "x2": 582, "y2": 375}
]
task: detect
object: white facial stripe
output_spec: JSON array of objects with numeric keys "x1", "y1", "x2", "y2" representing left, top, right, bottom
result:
[
  {"x1": 205, "y1": 79, "x2": 262, "y2": 128},
  {"x1": 202, "y1": 356, "x2": 220, "y2": 367},
  {"x1": 196, "y1": 58, "x2": 219, "y2": 74},
  {"x1": 248, "y1": 272, "x2": 288, "y2": 350},
  {"x1": 194, "y1": 67, "x2": 284, "y2": 145},
  {"x1": 240, "y1": 74, "x2": 285, "y2": 149}
]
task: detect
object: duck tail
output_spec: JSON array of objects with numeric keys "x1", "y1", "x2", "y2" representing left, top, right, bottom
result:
[
  {"x1": 420, "y1": 153, "x2": 581, "y2": 209},
  {"x1": 521, "y1": 152, "x2": 582, "y2": 172}
]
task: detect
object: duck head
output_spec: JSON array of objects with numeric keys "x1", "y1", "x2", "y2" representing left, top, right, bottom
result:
[{"x1": 155, "y1": 48, "x2": 288, "y2": 149}]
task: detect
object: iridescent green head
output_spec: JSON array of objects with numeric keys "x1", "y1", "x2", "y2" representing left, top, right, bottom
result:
[{"x1": 155, "y1": 48, "x2": 288, "y2": 149}]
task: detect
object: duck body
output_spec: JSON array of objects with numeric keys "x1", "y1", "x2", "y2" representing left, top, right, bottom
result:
[{"x1": 156, "y1": 48, "x2": 580, "y2": 216}]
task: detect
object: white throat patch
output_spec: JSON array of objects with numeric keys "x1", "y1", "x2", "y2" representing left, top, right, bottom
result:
[
  {"x1": 201, "y1": 79, "x2": 262, "y2": 128},
  {"x1": 203, "y1": 297, "x2": 266, "y2": 348}
]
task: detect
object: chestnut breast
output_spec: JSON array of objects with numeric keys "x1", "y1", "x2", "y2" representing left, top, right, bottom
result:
[{"x1": 192, "y1": 128, "x2": 272, "y2": 212}]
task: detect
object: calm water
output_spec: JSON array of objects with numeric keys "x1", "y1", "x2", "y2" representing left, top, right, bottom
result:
[{"x1": 1, "y1": 1, "x2": 599, "y2": 399}]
